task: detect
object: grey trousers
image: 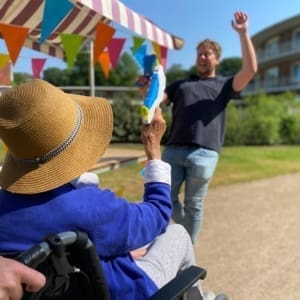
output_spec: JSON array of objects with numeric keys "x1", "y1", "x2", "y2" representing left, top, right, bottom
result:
[{"x1": 135, "y1": 224, "x2": 204, "y2": 295}]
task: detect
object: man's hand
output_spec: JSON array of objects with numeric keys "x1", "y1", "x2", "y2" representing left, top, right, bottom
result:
[
  {"x1": 231, "y1": 11, "x2": 248, "y2": 34},
  {"x1": 141, "y1": 108, "x2": 166, "y2": 161},
  {"x1": 0, "y1": 256, "x2": 46, "y2": 300}
]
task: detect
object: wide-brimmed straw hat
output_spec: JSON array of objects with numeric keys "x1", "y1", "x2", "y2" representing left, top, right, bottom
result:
[{"x1": 0, "y1": 79, "x2": 113, "y2": 194}]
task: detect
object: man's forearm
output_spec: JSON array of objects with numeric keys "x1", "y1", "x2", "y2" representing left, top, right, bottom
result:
[{"x1": 240, "y1": 31, "x2": 257, "y2": 76}]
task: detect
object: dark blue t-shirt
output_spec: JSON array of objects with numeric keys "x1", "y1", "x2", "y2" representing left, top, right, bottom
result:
[{"x1": 165, "y1": 75, "x2": 240, "y2": 153}]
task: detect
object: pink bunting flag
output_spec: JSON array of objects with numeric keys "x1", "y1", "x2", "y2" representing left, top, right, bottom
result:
[
  {"x1": 107, "y1": 38, "x2": 126, "y2": 69},
  {"x1": 32, "y1": 58, "x2": 47, "y2": 78},
  {"x1": 160, "y1": 46, "x2": 168, "y2": 70}
]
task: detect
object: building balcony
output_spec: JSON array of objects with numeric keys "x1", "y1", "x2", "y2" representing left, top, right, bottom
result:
[
  {"x1": 243, "y1": 76, "x2": 300, "y2": 95},
  {"x1": 257, "y1": 41, "x2": 300, "y2": 65}
]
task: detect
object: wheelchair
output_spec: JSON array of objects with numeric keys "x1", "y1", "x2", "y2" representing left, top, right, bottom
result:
[{"x1": 2, "y1": 231, "x2": 208, "y2": 300}]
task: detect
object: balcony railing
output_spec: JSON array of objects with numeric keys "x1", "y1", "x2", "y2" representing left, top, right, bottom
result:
[
  {"x1": 257, "y1": 41, "x2": 300, "y2": 64},
  {"x1": 243, "y1": 76, "x2": 300, "y2": 95}
]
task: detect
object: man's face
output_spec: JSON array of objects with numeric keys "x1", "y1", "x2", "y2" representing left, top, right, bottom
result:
[{"x1": 195, "y1": 47, "x2": 219, "y2": 78}]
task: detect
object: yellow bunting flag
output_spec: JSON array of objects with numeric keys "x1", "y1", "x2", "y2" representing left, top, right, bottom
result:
[
  {"x1": 152, "y1": 42, "x2": 162, "y2": 65},
  {"x1": 0, "y1": 54, "x2": 10, "y2": 69},
  {"x1": 0, "y1": 60, "x2": 12, "y2": 86}
]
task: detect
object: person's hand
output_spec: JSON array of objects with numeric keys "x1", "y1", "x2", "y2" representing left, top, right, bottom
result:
[
  {"x1": 231, "y1": 11, "x2": 248, "y2": 34},
  {"x1": 141, "y1": 108, "x2": 166, "y2": 160},
  {"x1": 136, "y1": 75, "x2": 150, "y2": 98},
  {"x1": 130, "y1": 248, "x2": 148, "y2": 260},
  {"x1": 0, "y1": 256, "x2": 46, "y2": 300}
]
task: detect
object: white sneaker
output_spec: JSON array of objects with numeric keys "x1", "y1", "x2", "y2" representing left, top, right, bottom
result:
[
  {"x1": 204, "y1": 291, "x2": 217, "y2": 300},
  {"x1": 204, "y1": 291, "x2": 229, "y2": 300}
]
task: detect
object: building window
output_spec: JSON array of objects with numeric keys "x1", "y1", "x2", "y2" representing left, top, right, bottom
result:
[
  {"x1": 265, "y1": 67, "x2": 278, "y2": 88},
  {"x1": 292, "y1": 63, "x2": 300, "y2": 82},
  {"x1": 265, "y1": 38, "x2": 279, "y2": 58},
  {"x1": 293, "y1": 29, "x2": 300, "y2": 49}
]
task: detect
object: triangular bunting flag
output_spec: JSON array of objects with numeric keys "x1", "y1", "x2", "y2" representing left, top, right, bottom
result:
[
  {"x1": 152, "y1": 42, "x2": 162, "y2": 64},
  {"x1": 131, "y1": 36, "x2": 145, "y2": 53},
  {"x1": 60, "y1": 33, "x2": 83, "y2": 68},
  {"x1": 32, "y1": 58, "x2": 47, "y2": 79},
  {"x1": 0, "y1": 24, "x2": 29, "y2": 65},
  {"x1": 107, "y1": 38, "x2": 126, "y2": 69},
  {"x1": 94, "y1": 22, "x2": 116, "y2": 65},
  {"x1": 133, "y1": 44, "x2": 147, "y2": 69},
  {"x1": 40, "y1": 0, "x2": 74, "y2": 44},
  {"x1": 0, "y1": 53, "x2": 10, "y2": 69},
  {"x1": 143, "y1": 54, "x2": 157, "y2": 76},
  {"x1": 152, "y1": 42, "x2": 168, "y2": 69},
  {"x1": 0, "y1": 60, "x2": 12, "y2": 86},
  {"x1": 160, "y1": 46, "x2": 168, "y2": 70},
  {"x1": 97, "y1": 52, "x2": 111, "y2": 78}
]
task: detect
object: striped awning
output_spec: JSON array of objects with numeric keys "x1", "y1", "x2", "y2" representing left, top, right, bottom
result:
[{"x1": 0, "y1": 0, "x2": 183, "y2": 60}]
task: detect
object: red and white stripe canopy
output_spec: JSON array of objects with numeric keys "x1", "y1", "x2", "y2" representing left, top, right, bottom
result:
[{"x1": 0, "y1": 0, "x2": 183, "y2": 60}]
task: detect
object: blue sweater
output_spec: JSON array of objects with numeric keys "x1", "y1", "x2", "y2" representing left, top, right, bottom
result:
[{"x1": 0, "y1": 182, "x2": 172, "y2": 299}]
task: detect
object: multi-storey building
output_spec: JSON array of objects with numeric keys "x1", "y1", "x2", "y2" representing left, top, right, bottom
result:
[{"x1": 244, "y1": 14, "x2": 300, "y2": 95}]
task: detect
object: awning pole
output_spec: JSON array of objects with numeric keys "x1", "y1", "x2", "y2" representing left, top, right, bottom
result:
[{"x1": 89, "y1": 39, "x2": 95, "y2": 96}]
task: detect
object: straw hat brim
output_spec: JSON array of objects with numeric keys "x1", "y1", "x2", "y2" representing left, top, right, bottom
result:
[{"x1": 0, "y1": 94, "x2": 113, "y2": 194}]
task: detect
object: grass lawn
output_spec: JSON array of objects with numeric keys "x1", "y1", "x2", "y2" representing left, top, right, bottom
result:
[
  {"x1": 99, "y1": 145, "x2": 300, "y2": 201},
  {"x1": 1, "y1": 142, "x2": 300, "y2": 201}
]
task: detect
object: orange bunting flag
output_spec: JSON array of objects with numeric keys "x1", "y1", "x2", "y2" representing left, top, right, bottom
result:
[
  {"x1": 93, "y1": 22, "x2": 116, "y2": 65},
  {"x1": 32, "y1": 58, "x2": 47, "y2": 79},
  {"x1": 60, "y1": 33, "x2": 83, "y2": 68},
  {"x1": 0, "y1": 23, "x2": 29, "y2": 65},
  {"x1": 97, "y1": 52, "x2": 111, "y2": 78},
  {"x1": 0, "y1": 53, "x2": 10, "y2": 69},
  {"x1": 107, "y1": 38, "x2": 126, "y2": 69}
]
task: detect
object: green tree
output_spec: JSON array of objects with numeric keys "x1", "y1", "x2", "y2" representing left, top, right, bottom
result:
[
  {"x1": 217, "y1": 57, "x2": 242, "y2": 76},
  {"x1": 13, "y1": 72, "x2": 32, "y2": 85},
  {"x1": 43, "y1": 67, "x2": 71, "y2": 86},
  {"x1": 165, "y1": 64, "x2": 187, "y2": 84}
]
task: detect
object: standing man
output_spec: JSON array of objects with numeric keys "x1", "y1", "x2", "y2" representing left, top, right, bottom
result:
[{"x1": 161, "y1": 11, "x2": 257, "y2": 244}]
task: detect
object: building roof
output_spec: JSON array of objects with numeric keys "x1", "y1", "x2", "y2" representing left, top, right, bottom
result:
[{"x1": 252, "y1": 14, "x2": 300, "y2": 44}]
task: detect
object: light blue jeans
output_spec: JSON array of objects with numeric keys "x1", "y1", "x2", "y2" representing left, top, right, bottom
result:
[{"x1": 162, "y1": 146, "x2": 219, "y2": 244}]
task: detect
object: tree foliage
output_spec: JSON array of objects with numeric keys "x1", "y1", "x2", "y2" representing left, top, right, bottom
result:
[
  {"x1": 217, "y1": 57, "x2": 242, "y2": 76},
  {"x1": 12, "y1": 52, "x2": 300, "y2": 146}
]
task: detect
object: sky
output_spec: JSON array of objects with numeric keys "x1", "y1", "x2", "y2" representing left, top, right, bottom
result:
[{"x1": 1, "y1": 0, "x2": 300, "y2": 74}]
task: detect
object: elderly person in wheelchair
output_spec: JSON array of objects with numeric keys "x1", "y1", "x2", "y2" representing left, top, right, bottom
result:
[{"x1": 0, "y1": 80, "x2": 227, "y2": 300}]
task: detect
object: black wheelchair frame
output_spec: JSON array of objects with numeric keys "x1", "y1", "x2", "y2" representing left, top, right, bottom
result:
[{"x1": 4, "y1": 231, "x2": 207, "y2": 300}]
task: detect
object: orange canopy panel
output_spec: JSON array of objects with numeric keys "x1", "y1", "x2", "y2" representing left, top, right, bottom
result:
[{"x1": 0, "y1": 0, "x2": 184, "y2": 61}]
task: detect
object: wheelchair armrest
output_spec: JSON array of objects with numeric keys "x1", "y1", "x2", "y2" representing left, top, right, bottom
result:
[{"x1": 149, "y1": 265, "x2": 207, "y2": 300}]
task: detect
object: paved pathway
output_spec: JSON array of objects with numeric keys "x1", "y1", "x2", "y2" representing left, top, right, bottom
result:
[
  {"x1": 91, "y1": 147, "x2": 146, "y2": 173},
  {"x1": 94, "y1": 147, "x2": 300, "y2": 299},
  {"x1": 194, "y1": 172, "x2": 300, "y2": 300}
]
